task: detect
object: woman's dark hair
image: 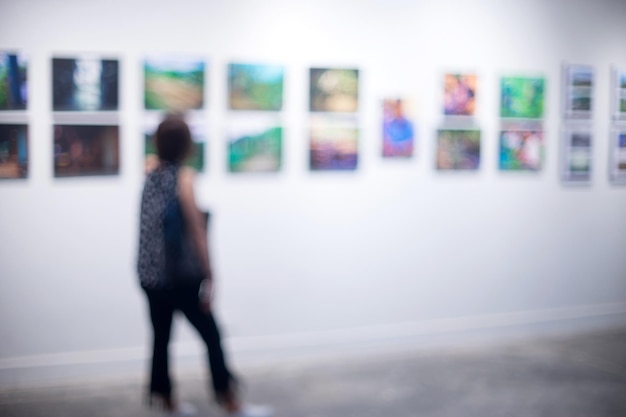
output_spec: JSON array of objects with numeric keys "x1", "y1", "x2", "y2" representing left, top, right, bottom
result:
[{"x1": 155, "y1": 115, "x2": 192, "y2": 163}]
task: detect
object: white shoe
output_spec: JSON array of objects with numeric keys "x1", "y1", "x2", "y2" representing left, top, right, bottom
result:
[
  {"x1": 165, "y1": 401, "x2": 197, "y2": 417},
  {"x1": 230, "y1": 404, "x2": 273, "y2": 417}
]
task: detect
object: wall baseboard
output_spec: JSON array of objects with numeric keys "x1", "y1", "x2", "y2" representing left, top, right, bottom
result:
[{"x1": 2, "y1": 302, "x2": 626, "y2": 390}]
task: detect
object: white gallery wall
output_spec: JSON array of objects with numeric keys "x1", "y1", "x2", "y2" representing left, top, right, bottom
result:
[{"x1": 1, "y1": 0, "x2": 626, "y2": 386}]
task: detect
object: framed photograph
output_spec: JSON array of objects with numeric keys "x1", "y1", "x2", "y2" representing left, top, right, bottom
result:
[
  {"x1": 144, "y1": 57, "x2": 205, "y2": 111},
  {"x1": 561, "y1": 127, "x2": 592, "y2": 183},
  {"x1": 52, "y1": 57, "x2": 119, "y2": 111},
  {"x1": 499, "y1": 124, "x2": 544, "y2": 171},
  {"x1": 0, "y1": 124, "x2": 28, "y2": 179},
  {"x1": 228, "y1": 63, "x2": 284, "y2": 111},
  {"x1": 0, "y1": 52, "x2": 27, "y2": 110},
  {"x1": 310, "y1": 68, "x2": 359, "y2": 112},
  {"x1": 611, "y1": 67, "x2": 626, "y2": 120},
  {"x1": 562, "y1": 64, "x2": 593, "y2": 119},
  {"x1": 382, "y1": 98, "x2": 415, "y2": 158},
  {"x1": 310, "y1": 117, "x2": 358, "y2": 170},
  {"x1": 500, "y1": 76, "x2": 545, "y2": 119},
  {"x1": 53, "y1": 124, "x2": 119, "y2": 177},
  {"x1": 227, "y1": 120, "x2": 282, "y2": 173},
  {"x1": 444, "y1": 73, "x2": 476, "y2": 116},
  {"x1": 436, "y1": 129, "x2": 480, "y2": 170},
  {"x1": 610, "y1": 128, "x2": 626, "y2": 183},
  {"x1": 144, "y1": 119, "x2": 206, "y2": 174}
]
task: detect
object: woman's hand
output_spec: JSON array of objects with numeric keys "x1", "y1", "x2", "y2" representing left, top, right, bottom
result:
[{"x1": 199, "y1": 279, "x2": 214, "y2": 313}]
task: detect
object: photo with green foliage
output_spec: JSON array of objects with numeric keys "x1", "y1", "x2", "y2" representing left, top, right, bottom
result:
[
  {"x1": 144, "y1": 58, "x2": 204, "y2": 110},
  {"x1": 500, "y1": 77, "x2": 545, "y2": 119},
  {"x1": 228, "y1": 63, "x2": 283, "y2": 111},
  {"x1": 0, "y1": 53, "x2": 27, "y2": 110},
  {"x1": 229, "y1": 127, "x2": 282, "y2": 173}
]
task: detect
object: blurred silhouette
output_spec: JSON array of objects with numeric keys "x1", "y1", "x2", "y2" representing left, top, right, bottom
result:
[{"x1": 138, "y1": 115, "x2": 272, "y2": 417}]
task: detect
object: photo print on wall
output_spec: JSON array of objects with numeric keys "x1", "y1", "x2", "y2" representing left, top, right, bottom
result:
[
  {"x1": 0, "y1": 52, "x2": 27, "y2": 110},
  {"x1": 310, "y1": 68, "x2": 359, "y2": 112},
  {"x1": 436, "y1": 129, "x2": 481, "y2": 170},
  {"x1": 561, "y1": 127, "x2": 592, "y2": 183},
  {"x1": 611, "y1": 67, "x2": 626, "y2": 120},
  {"x1": 444, "y1": 73, "x2": 476, "y2": 116},
  {"x1": 228, "y1": 63, "x2": 284, "y2": 111},
  {"x1": 382, "y1": 98, "x2": 415, "y2": 158},
  {"x1": 0, "y1": 124, "x2": 28, "y2": 179},
  {"x1": 144, "y1": 116, "x2": 206, "y2": 174},
  {"x1": 610, "y1": 128, "x2": 626, "y2": 183},
  {"x1": 53, "y1": 124, "x2": 119, "y2": 177},
  {"x1": 52, "y1": 57, "x2": 119, "y2": 111},
  {"x1": 144, "y1": 57, "x2": 205, "y2": 111},
  {"x1": 310, "y1": 116, "x2": 358, "y2": 171},
  {"x1": 500, "y1": 76, "x2": 545, "y2": 119},
  {"x1": 562, "y1": 64, "x2": 593, "y2": 119},
  {"x1": 227, "y1": 118, "x2": 282, "y2": 173},
  {"x1": 499, "y1": 122, "x2": 544, "y2": 171}
]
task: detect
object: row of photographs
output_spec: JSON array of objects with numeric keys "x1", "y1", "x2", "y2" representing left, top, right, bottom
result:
[
  {"x1": 1, "y1": 53, "x2": 625, "y2": 119},
  {"x1": 1, "y1": 120, "x2": 625, "y2": 183}
]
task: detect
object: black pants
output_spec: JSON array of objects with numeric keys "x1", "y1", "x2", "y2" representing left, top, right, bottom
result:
[{"x1": 144, "y1": 284, "x2": 235, "y2": 403}]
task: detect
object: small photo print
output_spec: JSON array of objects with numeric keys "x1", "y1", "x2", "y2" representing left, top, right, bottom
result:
[
  {"x1": 382, "y1": 99, "x2": 415, "y2": 158},
  {"x1": 52, "y1": 57, "x2": 119, "y2": 111},
  {"x1": 444, "y1": 74, "x2": 476, "y2": 116},
  {"x1": 228, "y1": 63, "x2": 284, "y2": 111},
  {"x1": 227, "y1": 122, "x2": 282, "y2": 173},
  {"x1": 310, "y1": 68, "x2": 359, "y2": 112},
  {"x1": 610, "y1": 130, "x2": 626, "y2": 182},
  {"x1": 144, "y1": 118, "x2": 206, "y2": 173},
  {"x1": 0, "y1": 124, "x2": 28, "y2": 179},
  {"x1": 500, "y1": 76, "x2": 545, "y2": 119},
  {"x1": 53, "y1": 124, "x2": 119, "y2": 177},
  {"x1": 499, "y1": 127, "x2": 544, "y2": 171},
  {"x1": 611, "y1": 68, "x2": 626, "y2": 120},
  {"x1": 563, "y1": 65, "x2": 593, "y2": 118},
  {"x1": 144, "y1": 57, "x2": 205, "y2": 111},
  {"x1": 310, "y1": 119, "x2": 358, "y2": 170},
  {"x1": 561, "y1": 130, "x2": 592, "y2": 183},
  {"x1": 0, "y1": 52, "x2": 27, "y2": 110},
  {"x1": 436, "y1": 129, "x2": 481, "y2": 170}
]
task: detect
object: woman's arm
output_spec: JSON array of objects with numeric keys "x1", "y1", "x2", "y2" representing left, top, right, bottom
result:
[{"x1": 177, "y1": 167, "x2": 212, "y2": 282}]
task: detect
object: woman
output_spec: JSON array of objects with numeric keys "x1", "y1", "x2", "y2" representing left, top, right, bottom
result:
[{"x1": 138, "y1": 115, "x2": 270, "y2": 417}]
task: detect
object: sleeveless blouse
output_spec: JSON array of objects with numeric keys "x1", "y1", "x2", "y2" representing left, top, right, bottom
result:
[{"x1": 137, "y1": 164, "x2": 179, "y2": 289}]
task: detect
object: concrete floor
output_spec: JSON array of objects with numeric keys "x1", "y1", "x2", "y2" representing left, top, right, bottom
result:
[{"x1": 1, "y1": 326, "x2": 625, "y2": 417}]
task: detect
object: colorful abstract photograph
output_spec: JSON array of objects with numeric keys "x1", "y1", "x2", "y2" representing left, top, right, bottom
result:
[
  {"x1": 436, "y1": 129, "x2": 480, "y2": 170},
  {"x1": 228, "y1": 63, "x2": 284, "y2": 111},
  {"x1": 310, "y1": 124, "x2": 358, "y2": 170},
  {"x1": 228, "y1": 125, "x2": 282, "y2": 173},
  {"x1": 499, "y1": 129, "x2": 544, "y2": 171},
  {"x1": 444, "y1": 74, "x2": 476, "y2": 116},
  {"x1": 54, "y1": 125, "x2": 119, "y2": 177},
  {"x1": 0, "y1": 124, "x2": 28, "y2": 179},
  {"x1": 144, "y1": 58, "x2": 204, "y2": 111},
  {"x1": 52, "y1": 57, "x2": 119, "y2": 111},
  {"x1": 382, "y1": 99, "x2": 414, "y2": 158},
  {"x1": 500, "y1": 77, "x2": 545, "y2": 119},
  {"x1": 310, "y1": 68, "x2": 358, "y2": 112},
  {"x1": 0, "y1": 53, "x2": 27, "y2": 110}
]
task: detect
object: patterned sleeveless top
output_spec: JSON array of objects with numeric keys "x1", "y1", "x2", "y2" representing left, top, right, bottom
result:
[{"x1": 137, "y1": 163, "x2": 179, "y2": 289}]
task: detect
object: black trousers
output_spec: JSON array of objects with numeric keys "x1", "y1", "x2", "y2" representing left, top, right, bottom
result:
[{"x1": 144, "y1": 284, "x2": 235, "y2": 403}]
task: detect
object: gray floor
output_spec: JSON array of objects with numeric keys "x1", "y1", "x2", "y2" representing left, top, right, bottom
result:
[{"x1": 1, "y1": 327, "x2": 626, "y2": 417}]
